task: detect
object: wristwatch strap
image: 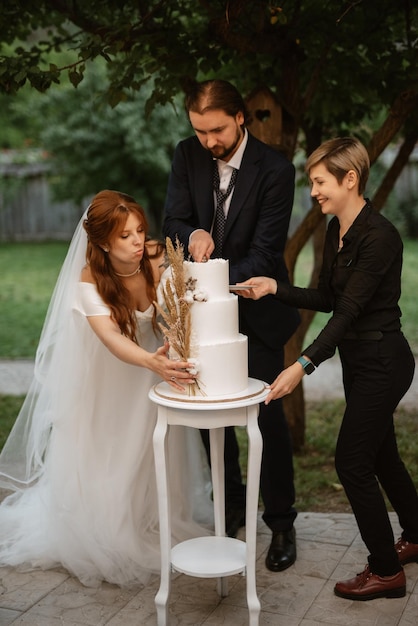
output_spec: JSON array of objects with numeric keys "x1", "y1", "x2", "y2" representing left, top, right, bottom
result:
[{"x1": 297, "y1": 356, "x2": 315, "y2": 375}]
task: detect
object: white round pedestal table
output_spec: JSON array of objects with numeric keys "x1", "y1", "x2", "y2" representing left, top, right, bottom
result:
[{"x1": 149, "y1": 378, "x2": 268, "y2": 626}]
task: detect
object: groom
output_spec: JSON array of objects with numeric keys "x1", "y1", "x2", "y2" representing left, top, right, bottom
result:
[{"x1": 162, "y1": 79, "x2": 300, "y2": 572}]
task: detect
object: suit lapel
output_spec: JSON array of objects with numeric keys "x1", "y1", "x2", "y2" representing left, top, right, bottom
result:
[
  {"x1": 224, "y1": 134, "x2": 260, "y2": 239},
  {"x1": 194, "y1": 147, "x2": 216, "y2": 232}
]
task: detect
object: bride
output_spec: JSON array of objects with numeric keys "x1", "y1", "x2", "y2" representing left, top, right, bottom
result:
[{"x1": 0, "y1": 190, "x2": 212, "y2": 587}]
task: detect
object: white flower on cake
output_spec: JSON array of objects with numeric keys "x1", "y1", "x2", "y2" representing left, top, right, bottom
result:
[
  {"x1": 186, "y1": 357, "x2": 199, "y2": 376},
  {"x1": 183, "y1": 277, "x2": 208, "y2": 304}
]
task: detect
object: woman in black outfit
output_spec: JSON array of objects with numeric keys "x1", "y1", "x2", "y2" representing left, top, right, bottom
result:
[{"x1": 239, "y1": 136, "x2": 418, "y2": 601}]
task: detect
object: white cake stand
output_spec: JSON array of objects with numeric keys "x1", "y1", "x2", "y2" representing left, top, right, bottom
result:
[{"x1": 149, "y1": 378, "x2": 268, "y2": 626}]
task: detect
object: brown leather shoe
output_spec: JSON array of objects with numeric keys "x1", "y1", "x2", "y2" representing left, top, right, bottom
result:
[
  {"x1": 334, "y1": 565, "x2": 406, "y2": 601},
  {"x1": 395, "y1": 537, "x2": 418, "y2": 565}
]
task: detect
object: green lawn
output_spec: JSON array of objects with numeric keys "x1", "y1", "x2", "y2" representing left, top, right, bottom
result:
[
  {"x1": 1, "y1": 394, "x2": 416, "y2": 513},
  {"x1": 0, "y1": 241, "x2": 68, "y2": 357}
]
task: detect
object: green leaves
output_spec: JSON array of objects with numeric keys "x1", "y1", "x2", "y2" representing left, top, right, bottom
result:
[
  {"x1": 0, "y1": 0, "x2": 417, "y2": 166},
  {"x1": 68, "y1": 68, "x2": 84, "y2": 87}
]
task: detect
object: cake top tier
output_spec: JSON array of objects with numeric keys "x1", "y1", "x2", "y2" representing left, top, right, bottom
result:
[{"x1": 183, "y1": 259, "x2": 230, "y2": 300}]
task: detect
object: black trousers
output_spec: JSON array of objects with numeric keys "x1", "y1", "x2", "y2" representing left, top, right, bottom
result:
[
  {"x1": 201, "y1": 334, "x2": 297, "y2": 533},
  {"x1": 336, "y1": 331, "x2": 418, "y2": 576}
]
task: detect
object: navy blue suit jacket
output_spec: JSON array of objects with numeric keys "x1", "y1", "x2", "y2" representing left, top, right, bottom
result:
[{"x1": 163, "y1": 132, "x2": 300, "y2": 349}]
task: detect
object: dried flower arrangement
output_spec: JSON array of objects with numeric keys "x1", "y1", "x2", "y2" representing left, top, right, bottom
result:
[{"x1": 154, "y1": 237, "x2": 207, "y2": 395}]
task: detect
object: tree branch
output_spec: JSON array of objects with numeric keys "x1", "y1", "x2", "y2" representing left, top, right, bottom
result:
[
  {"x1": 368, "y1": 90, "x2": 418, "y2": 164},
  {"x1": 372, "y1": 130, "x2": 418, "y2": 211}
]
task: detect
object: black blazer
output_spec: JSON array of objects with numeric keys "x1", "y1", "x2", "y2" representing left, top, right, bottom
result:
[{"x1": 163, "y1": 132, "x2": 300, "y2": 348}]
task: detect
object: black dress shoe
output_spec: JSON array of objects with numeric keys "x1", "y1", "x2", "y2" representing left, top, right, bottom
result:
[
  {"x1": 225, "y1": 507, "x2": 246, "y2": 538},
  {"x1": 265, "y1": 528, "x2": 296, "y2": 572}
]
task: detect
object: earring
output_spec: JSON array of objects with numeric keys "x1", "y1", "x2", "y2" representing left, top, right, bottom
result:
[{"x1": 102, "y1": 246, "x2": 109, "y2": 252}]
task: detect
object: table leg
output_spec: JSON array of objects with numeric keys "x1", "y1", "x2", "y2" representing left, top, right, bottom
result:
[
  {"x1": 209, "y1": 426, "x2": 228, "y2": 597},
  {"x1": 153, "y1": 408, "x2": 171, "y2": 625},
  {"x1": 246, "y1": 406, "x2": 262, "y2": 625}
]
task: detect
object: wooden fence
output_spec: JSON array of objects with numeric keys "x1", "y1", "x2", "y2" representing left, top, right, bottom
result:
[
  {"x1": 0, "y1": 162, "x2": 82, "y2": 242},
  {"x1": 1, "y1": 146, "x2": 417, "y2": 242}
]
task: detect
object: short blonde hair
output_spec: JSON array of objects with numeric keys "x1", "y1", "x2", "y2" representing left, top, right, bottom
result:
[{"x1": 305, "y1": 137, "x2": 370, "y2": 195}]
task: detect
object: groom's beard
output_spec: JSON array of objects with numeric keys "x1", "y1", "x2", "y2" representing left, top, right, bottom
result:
[{"x1": 208, "y1": 126, "x2": 244, "y2": 161}]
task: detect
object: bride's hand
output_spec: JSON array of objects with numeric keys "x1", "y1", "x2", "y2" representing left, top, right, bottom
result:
[
  {"x1": 236, "y1": 276, "x2": 277, "y2": 300},
  {"x1": 153, "y1": 345, "x2": 197, "y2": 390}
]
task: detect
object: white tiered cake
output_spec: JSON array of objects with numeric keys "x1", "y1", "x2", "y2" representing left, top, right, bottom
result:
[{"x1": 183, "y1": 259, "x2": 248, "y2": 397}]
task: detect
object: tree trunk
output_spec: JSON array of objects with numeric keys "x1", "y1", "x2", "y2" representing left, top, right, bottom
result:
[
  {"x1": 368, "y1": 90, "x2": 418, "y2": 164},
  {"x1": 283, "y1": 216, "x2": 326, "y2": 450},
  {"x1": 372, "y1": 130, "x2": 418, "y2": 211},
  {"x1": 283, "y1": 336, "x2": 305, "y2": 452}
]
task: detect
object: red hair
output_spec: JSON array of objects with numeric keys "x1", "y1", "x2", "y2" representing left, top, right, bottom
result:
[{"x1": 83, "y1": 190, "x2": 163, "y2": 341}]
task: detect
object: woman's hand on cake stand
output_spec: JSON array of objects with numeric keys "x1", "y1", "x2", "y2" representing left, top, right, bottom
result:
[
  {"x1": 264, "y1": 362, "x2": 305, "y2": 405},
  {"x1": 188, "y1": 229, "x2": 214, "y2": 263},
  {"x1": 234, "y1": 277, "x2": 277, "y2": 300}
]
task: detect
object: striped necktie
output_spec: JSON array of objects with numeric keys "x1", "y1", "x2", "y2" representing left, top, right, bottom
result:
[{"x1": 212, "y1": 164, "x2": 238, "y2": 258}]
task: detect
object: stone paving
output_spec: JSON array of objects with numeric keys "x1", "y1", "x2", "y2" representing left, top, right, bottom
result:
[
  {"x1": 0, "y1": 357, "x2": 417, "y2": 625},
  {"x1": 0, "y1": 512, "x2": 417, "y2": 625}
]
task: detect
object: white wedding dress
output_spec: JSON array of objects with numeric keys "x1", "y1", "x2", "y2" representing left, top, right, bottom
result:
[{"x1": 0, "y1": 216, "x2": 212, "y2": 588}]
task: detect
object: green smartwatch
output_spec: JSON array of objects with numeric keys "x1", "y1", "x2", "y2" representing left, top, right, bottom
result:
[{"x1": 297, "y1": 356, "x2": 315, "y2": 375}]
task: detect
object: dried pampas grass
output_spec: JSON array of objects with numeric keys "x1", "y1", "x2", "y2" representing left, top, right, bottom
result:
[{"x1": 154, "y1": 237, "x2": 204, "y2": 395}]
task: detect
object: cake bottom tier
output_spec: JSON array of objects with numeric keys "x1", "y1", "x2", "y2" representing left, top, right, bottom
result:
[{"x1": 195, "y1": 334, "x2": 248, "y2": 398}]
